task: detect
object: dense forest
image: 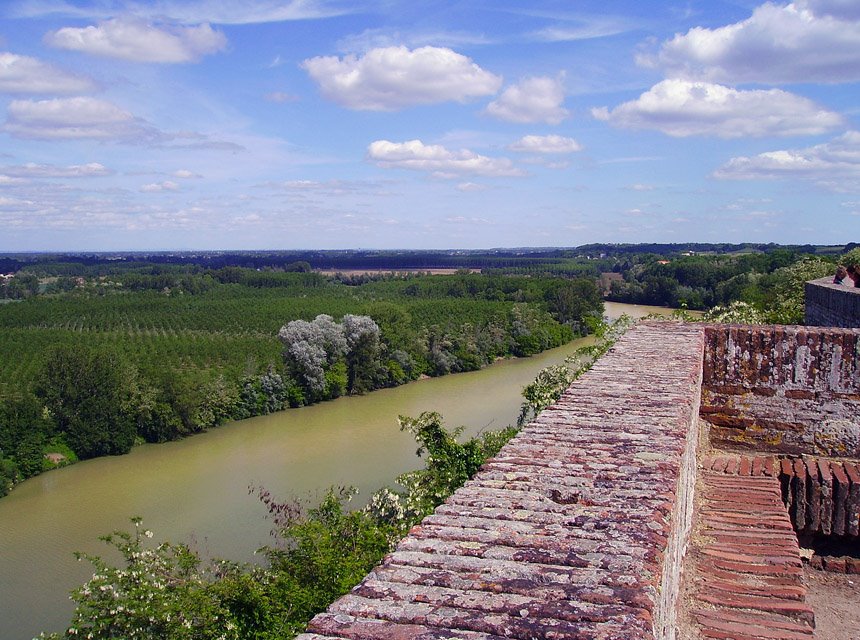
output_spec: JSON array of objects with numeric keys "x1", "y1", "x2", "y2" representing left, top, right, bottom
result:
[{"x1": 0, "y1": 263, "x2": 602, "y2": 497}]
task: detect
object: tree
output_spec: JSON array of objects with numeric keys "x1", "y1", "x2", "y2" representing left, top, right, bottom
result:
[
  {"x1": 278, "y1": 315, "x2": 347, "y2": 399},
  {"x1": 45, "y1": 518, "x2": 242, "y2": 640},
  {"x1": 342, "y1": 314, "x2": 384, "y2": 394},
  {"x1": 35, "y1": 345, "x2": 138, "y2": 459},
  {"x1": 764, "y1": 257, "x2": 833, "y2": 324},
  {"x1": 0, "y1": 394, "x2": 53, "y2": 479},
  {"x1": 544, "y1": 278, "x2": 603, "y2": 330}
]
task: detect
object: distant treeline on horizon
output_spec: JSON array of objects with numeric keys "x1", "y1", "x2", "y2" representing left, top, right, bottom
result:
[{"x1": 0, "y1": 242, "x2": 855, "y2": 275}]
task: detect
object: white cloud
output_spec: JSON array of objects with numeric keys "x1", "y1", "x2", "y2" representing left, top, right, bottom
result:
[
  {"x1": 457, "y1": 182, "x2": 489, "y2": 192},
  {"x1": 626, "y1": 183, "x2": 655, "y2": 191},
  {"x1": 140, "y1": 180, "x2": 180, "y2": 192},
  {"x1": 798, "y1": 0, "x2": 860, "y2": 20},
  {"x1": 592, "y1": 79, "x2": 843, "y2": 138},
  {"x1": 444, "y1": 216, "x2": 491, "y2": 224},
  {"x1": 4, "y1": 96, "x2": 165, "y2": 141},
  {"x1": 45, "y1": 18, "x2": 227, "y2": 63},
  {"x1": 0, "y1": 196, "x2": 37, "y2": 209},
  {"x1": 0, "y1": 162, "x2": 112, "y2": 177},
  {"x1": 367, "y1": 139, "x2": 524, "y2": 178},
  {"x1": 13, "y1": 1, "x2": 357, "y2": 24},
  {"x1": 337, "y1": 28, "x2": 493, "y2": 53},
  {"x1": 713, "y1": 131, "x2": 860, "y2": 192},
  {"x1": 529, "y1": 15, "x2": 632, "y2": 42},
  {"x1": 485, "y1": 75, "x2": 568, "y2": 125},
  {"x1": 642, "y1": 1, "x2": 860, "y2": 83},
  {"x1": 508, "y1": 134, "x2": 582, "y2": 154},
  {"x1": 172, "y1": 169, "x2": 200, "y2": 179},
  {"x1": 268, "y1": 179, "x2": 373, "y2": 195},
  {"x1": 0, "y1": 52, "x2": 97, "y2": 94},
  {"x1": 302, "y1": 46, "x2": 501, "y2": 111}
]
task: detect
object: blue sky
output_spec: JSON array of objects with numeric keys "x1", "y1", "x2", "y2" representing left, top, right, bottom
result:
[{"x1": 0, "y1": 0, "x2": 858, "y2": 251}]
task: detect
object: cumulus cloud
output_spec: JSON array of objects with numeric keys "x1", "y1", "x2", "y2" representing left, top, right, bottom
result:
[
  {"x1": 0, "y1": 162, "x2": 112, "y2": 178},
  {"x1": 798, "y1": 0, "x2": 860, "y2": 20},
  {"x1": 0, "y1": 52, "x2": 97, "y2": 93},
  {"x1": 4, "y1": 96, "x2": 165, "y2": 141},
  {"x1": 485, "y1": 75, "x2": 568, "y2": 125},
  {"x1": 508, "y1": 134, "x2": 582, "y2": 154},
  {"x1": 302, "y1": 46, "x2": 501, "y2": 111},
  {"x1": 45, "y1": 18, "x2": 227, "y2": 63},
  {"x1": 367, "y1": 139, "x2": 524, "y2": 178},
  {"x1": 641, "y1": 1, "x2": 860, "y2": 83},
  {"x1": 592, "y1": 79, "x2": 844, "y2": 138},
  {"x1": 140, "y1": 180, "x2": 180, "y2": 192},
  {"x1": 713, "y1": 131, "x2": 860, "y2": 192}
]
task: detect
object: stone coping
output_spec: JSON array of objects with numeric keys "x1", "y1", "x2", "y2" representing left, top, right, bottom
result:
[
  {"x1": 295, "y1": 322, "x2": 705, "y2": 640},
  {"x1": 807, "y1": 277, "x2": 860, "y2": 295}
]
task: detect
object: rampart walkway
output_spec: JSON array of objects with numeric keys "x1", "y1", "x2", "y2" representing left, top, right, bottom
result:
[
  {"x1": 297, "y1": 322, "x2": 860, "y2": 639},
  {"x1": 297, "y1": 322, "x2": 705, "y2": 640}
]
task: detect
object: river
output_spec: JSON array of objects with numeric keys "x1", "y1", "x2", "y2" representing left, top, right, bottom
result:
[{"x1": 0, "y1": 302, "x2": 674, "y2": 639}]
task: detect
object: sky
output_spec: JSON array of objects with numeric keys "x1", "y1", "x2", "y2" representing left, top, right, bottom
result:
[{"x1": 0, "y1": 0, "x2": 858, "y2": 251}]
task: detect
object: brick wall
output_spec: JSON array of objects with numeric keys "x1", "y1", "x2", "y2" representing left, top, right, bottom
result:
[
  {"x1": 805, "y1": 277, "x2": 860, "y2": 328},
  {"x1": 701, "y1": 325, "x2": 860, "y2": 457},
  {"x1": 295, "y1": 322, "x2": 705, "y2": 640}
]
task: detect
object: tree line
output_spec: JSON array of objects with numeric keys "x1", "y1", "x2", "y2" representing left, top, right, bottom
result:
[{"x1": 0, "y1": 268, "x2": 603, "y2": 496}]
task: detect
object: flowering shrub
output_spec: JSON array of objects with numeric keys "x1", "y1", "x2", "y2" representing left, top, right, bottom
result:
[
  {"x1": 518, "y1": 316, "x2": 633, "y2": 426},
  {"x1": 366, "y1": 412, "x2": 517, "y2": 539},
  {"x1": 41, "y1": 518, "x2": 241, "y2": 640},
  {"x1": 703, "y1": 300, "x2": 766, "y2": 324}
]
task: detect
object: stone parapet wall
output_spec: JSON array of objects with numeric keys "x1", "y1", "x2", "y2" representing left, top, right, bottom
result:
[
  {"x1": 295, "y1": 322, "x2": 705, "y2": 640},
  {"x1": 703, "y1": 453, "x2": 860, "y2": 538},
  {"x1": 686, "y1": 461, "x2": 814, "y2": 639},
  {"x1": 805, "y1": 277, "x2": 860, "y2": 328},
  {"x1": 702, "y1": 324, "x2": 860, "y2": 394},
  {"x1": 701, "y1": 325, "x2": 860, "y2": 457}
]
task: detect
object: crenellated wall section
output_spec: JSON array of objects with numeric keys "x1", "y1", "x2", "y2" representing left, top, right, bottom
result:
[{"x1": 701, "y1": 324, "x2": 860, "y2": 457}]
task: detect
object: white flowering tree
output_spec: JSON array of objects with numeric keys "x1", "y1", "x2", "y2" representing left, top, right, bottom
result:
[
  {"x1": 279, "y1": 314, "x2": 384, "y2": 400},
  {"x1": 278, "y1": 314, "x2": 347, "y2": 400}
]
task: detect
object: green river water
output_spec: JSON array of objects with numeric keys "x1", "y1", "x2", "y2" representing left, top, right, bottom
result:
[{"x1": 0, "y1": 302, "x2": 674, "y2": 639}]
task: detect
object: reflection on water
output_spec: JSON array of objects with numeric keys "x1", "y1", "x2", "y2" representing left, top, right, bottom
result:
[{"x1": 0, "y1": 302, "x2": 677, "y2": 639}]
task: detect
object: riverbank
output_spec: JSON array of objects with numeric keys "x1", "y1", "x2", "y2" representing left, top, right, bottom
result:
[{"x1": 0, "y1": 302, "x2": 675, "y2": 639}]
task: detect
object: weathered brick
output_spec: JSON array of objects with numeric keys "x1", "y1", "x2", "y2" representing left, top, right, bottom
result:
[
  {"x1": 688, "y1": 470, "x2": 814, "y2": 639},
  {"x1": 297, "y1": 323, "x2": 705, "y2": 640}
]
